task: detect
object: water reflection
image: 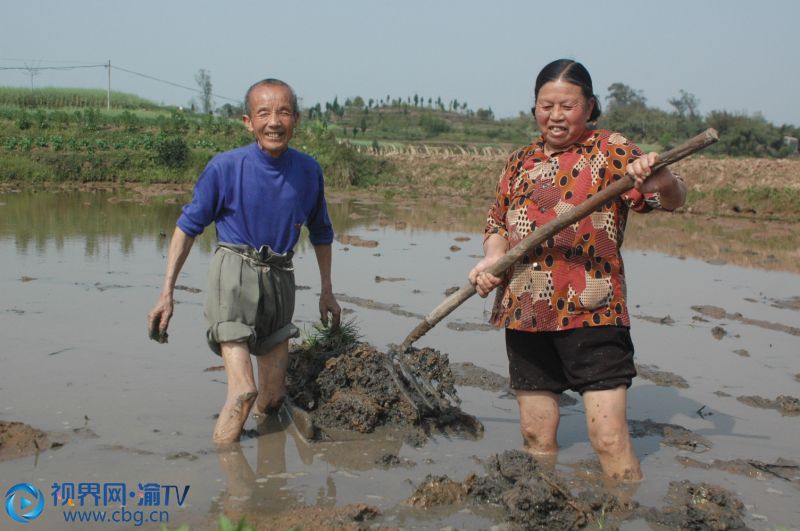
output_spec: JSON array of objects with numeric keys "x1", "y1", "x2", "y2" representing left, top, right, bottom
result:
[
  {"x1": 212, "y1": 413, "x2": 310, "y2": 519},
  {"x1": 1, "y1": 189, "x2": 797, "y2": 273}
]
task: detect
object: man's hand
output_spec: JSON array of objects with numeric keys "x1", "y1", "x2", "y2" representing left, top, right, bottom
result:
[
  {"x1": 147, "y1": 296, "x2": 173, "y2": 343},
  {"x1": 319, "y1": 291, "x2": 341, "y2": 330}
]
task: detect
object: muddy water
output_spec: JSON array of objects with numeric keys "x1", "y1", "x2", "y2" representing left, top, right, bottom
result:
[{"x1": 1, "y1": 189, "x2": 798, "y2": 530}]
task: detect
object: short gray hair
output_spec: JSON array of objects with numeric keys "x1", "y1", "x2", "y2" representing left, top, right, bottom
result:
[{"x1": 244, "y1": 78, "x2": 298, "y2": 116}]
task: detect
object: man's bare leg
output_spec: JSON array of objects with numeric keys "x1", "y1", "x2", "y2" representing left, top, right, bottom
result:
[
  {"x1": 213, "y1": 342, "x2": 257, "y2": 444},
  {"x1": 517, "y1": 390, "x2": 561, "y2": 461},
  {"x1": 583, "y1": 386, "x2": 642, "y2": 482},
  {"x1": 253, "y1": 339, "x2": 289, "y2": 417}
]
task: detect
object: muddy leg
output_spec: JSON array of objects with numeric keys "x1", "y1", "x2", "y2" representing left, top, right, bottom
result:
[
  {"x1": 213, "y1": 342, "x2": 257, "y2": 445},
  {"x1": 583, "y1": 386, "x2": 642, "y2": 482},
  {"x1": 517, "y1": 390, "x2": 560, "y2": 457},
  {"x1": 252, "y1": 339, "x2": 289, "y2": 417}
]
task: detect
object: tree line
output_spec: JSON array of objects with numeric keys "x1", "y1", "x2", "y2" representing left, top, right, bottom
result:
[{"x1": 599, "y1": 83, "x2": 799, "y2": 157}]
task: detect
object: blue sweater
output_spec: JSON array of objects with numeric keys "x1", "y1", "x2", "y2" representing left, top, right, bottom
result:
[{"x1": 177, "y1": 144, "x2": 333, "y2": 253}]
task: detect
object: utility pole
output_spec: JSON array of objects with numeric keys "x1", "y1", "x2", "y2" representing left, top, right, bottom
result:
[{"x1": 107, "y1": 60, "x2": 111, "y2": 110}]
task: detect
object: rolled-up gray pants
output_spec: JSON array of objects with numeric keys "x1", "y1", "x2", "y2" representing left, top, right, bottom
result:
[{"x1": 204, "y1": 243, "x2": 299, "y2": 356}]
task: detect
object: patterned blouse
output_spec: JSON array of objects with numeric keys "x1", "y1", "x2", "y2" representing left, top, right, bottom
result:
[{"x1": 485, "y1": 128, "x2": 665, "y2": 332}]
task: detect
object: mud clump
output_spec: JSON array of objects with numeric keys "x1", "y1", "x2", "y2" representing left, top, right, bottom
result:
[
  {"x1": 0, "y1": 421, "x2": 52, "y2": 461},
  {"x1": 407, "y1": 475, "x2": 468, "y2": 507},
  {"x1": 336, "y1": 234, "x2": 378, "y2": 248},
  {"x1": 642, "y1": 481, "x2": 747, "y2": 530},
  {"x1": 636, "y1": 363, "x2": 690, "y2": 388},
  {"x1": 286, "y1": 341, "x2": 481, "y2": 440},
  {"x1": 451, "y1": 362, "x2": 509, "y2": 392},
  {"x1": 736, "y1": 394, "x2": 800, "y2": 416},
  {"x1": 628, "y1": 419, "x2": 712, "y2": 453},
  {"x1": 408, "y1": 450, "x2": 636, "y2": 529},
  {"x1": 678, "y1": 456, "x2": 800, "y2": 484}
]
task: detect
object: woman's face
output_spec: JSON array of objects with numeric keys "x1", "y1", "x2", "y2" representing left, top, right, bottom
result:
[{"x1": 534, "y1": 79, "x2": 594, "y2": 153}]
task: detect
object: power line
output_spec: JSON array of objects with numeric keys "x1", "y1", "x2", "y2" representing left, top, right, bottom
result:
[
  {"x1": 0, "y1": 64, "x2": 107, "y2": 71},
  {"x1": 111, "y1": 65, "x2": 238, "y2": 103},
  {"x1": 0, "y1": 61, "x2": 240, "y2": 103}
]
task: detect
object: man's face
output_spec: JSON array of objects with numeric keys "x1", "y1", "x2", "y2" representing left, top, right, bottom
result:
[{"x1": 243, "y1": 84, "x2": 299, "y2": 158}]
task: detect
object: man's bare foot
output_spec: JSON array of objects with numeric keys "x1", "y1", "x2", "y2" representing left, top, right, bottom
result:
[
  {"x1": 213, "y1": 390, "x2": 257, "y2": 444},
  {"x1": 252, "y1": 393, "x2": 285, "y2": 420}
]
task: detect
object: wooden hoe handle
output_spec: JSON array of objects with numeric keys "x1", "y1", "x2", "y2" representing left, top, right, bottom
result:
[{"x1": 398, "y1": 128, "x2": 719, "y2": 352}]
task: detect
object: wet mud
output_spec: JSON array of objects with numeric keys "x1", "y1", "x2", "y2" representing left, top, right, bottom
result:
[
  {"x1": 286, "y1": 341, "x2": 483, "y2": 441},
  {"x1": 451, "y1": 362, "x2": 509, "y2": 392},
  {"x1": 374, "y1": 275, "x2": 406, "y2": 283},
  {"x1": 736, "y1": 394, "x2": 800, "y2": 416},
  {"x1": 692, "y1": 304, "x2": 800, "y2": 336},
  {"x1": 407, "y1": 450, "x2": 637, "y2": 529},
  {"x1": 635, "y1": 363, "x2": 690, "y2": 389},
  {"x1": 408, "y1": 450, "x2": 754, "y2": 530},
  {"x1": 336, "y1": 234, "x2": 379, "y2": 248},
  {"x1": 677, "y1": 456, "x2": 800, "y2": 486},
  {"x1": 628, "y1": 419, "x2": 712, "y2": 453},
  {"x1": 334, "y1": 293, "x2": 424, "y2": 319},
  {"x1": 641, "y1": 480, "x2": 748, "y2": 530},
  {"x1": 634, "y1": 314, "x2": 676, "y2": 325},
  {"x1": 770, "y1": 295, "x2": 800, "y2": 311}
]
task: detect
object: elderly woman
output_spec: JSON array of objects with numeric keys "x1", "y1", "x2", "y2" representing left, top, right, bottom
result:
[{"x1": 469, "y1": 59, "x2": 686, "y2": 481}]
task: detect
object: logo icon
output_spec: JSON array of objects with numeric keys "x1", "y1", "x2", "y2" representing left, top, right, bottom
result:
[{"x1": 5, "y1": 483, "x2": 45, "y2": 523}]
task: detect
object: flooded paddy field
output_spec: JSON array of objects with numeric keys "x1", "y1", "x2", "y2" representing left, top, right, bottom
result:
[{"x1": 0, "y1": 188, "x2": 798, "y2": 529}]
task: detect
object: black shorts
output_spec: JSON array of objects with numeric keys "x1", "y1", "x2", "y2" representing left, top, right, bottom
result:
[{"x1": 506, "y1": 326, "x2": 636, "y2": 394}]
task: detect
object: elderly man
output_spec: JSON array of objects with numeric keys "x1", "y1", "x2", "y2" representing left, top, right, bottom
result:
[{"x1": 147, "y1": 78, "x2": 341, "y2": 444}]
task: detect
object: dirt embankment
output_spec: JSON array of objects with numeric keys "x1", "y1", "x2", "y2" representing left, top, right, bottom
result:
[{"x1": 381, "y1": 153, "x2": 800, "y2": 219}]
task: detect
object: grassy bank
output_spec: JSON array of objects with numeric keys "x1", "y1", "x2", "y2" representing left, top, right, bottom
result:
[
  {"x1": 0, "y1": 104, "x2": 391, "y2": 187},
  {"x1": 1, "y1": 88, "x2": 799, "y2": 221}
]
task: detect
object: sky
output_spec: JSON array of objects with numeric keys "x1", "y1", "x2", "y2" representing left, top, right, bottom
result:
[{"x1": 1, "y1": 0, "x2": 799, "y2": 126}]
